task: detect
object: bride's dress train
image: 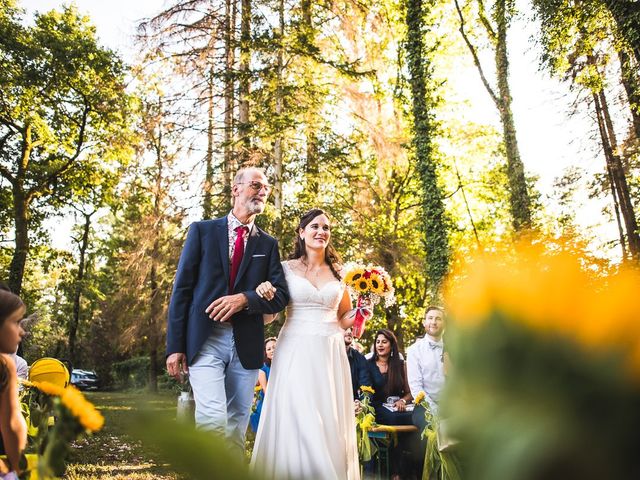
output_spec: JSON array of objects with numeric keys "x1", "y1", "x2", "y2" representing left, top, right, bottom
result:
[{"x1": 250, "y1": 262, "x2": 360, "y2": 480}]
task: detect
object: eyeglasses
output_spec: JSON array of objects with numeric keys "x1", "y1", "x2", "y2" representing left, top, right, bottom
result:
[{"x1": 235, "y1": 181, "x2": 272, "y2": 193}]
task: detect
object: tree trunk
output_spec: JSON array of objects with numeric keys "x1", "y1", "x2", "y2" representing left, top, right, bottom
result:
[
  {"x1": 618, "y1": 49, "x2": 640, "y2": 140},
  {"x1": 238, "y1": 0, "x2": 251, "y2": 164},
  {"x1": 203, "y1": 70, "x2": 215, "y2": 219},
  {"x1": 9, "y1": 187, "x2": 29, "y2": 296},
  {"x1": 148, "y1": 101, "x2": 165, "y2": 393},
  {"x1": 593, "y1": 91, "x2": 640, "y2": 261},
  {"x1": 148, "y1": 245, "x2": 161, "y2": 393},
  {"x1": 494, "y1": 0, "x2": 533, "y2": 232},
  {"x1": 68, "y1": 211, "x2": 93, "y2": 365},
  {"x1": 301, "y1": 0, "x2": 319, "y2": 198},
  {"x1": 224, "y1": 0, "x2": 236, "y2": 211},
  {"x1": 8, "y1": 124, "x2": 34, "y2": 296},
  {"x1": 604, "y1": 155, "x2": 628, "y2": 261},
  {"x1": 273, "y1": 0, "x2": 285, "y2": 233},
  {"x1": 405, "y1": 0, "x2": 450, "y2": 299}
]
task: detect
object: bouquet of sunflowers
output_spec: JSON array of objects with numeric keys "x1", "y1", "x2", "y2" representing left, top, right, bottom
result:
[
  {"x1": 343, "y1": 264, "x2": 395, "y2": 338},
  {"x1": 355, "y1": 386, "x2": 376, "y2": 462}
]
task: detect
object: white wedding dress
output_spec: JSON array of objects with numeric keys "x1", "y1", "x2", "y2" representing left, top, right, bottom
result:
[{"x1": 250, "y1": 261, "x2": 360, "y2": 480}]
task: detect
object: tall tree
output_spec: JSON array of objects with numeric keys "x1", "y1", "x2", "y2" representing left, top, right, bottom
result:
[
  {"x1": 454, "y1": 0, "x2": 533, "y2": 232},
  {"x1": 238, "y1": 0, "x2": 252, "y2": 163},
  {"x1": 100, "y1": 83, "x2": 187, "y2": 391},
  {"x1": 0, "y1": 4, "x2": 133, "y2": 294},
  {"x1": 533, "y1": 0, "x2": 640, "y2": 261},
  {"x1": 140, "y1": 1, "x2": 235, "y2": 218},
  {"x1": 405, "y1": 0, "x2": 450, "y2": 298}
]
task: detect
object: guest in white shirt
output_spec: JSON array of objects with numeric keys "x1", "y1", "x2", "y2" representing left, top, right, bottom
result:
[
  {"x1": 407, "y1": 306, "x2": 446, "y2": 476},
  {"x1": 407, "y1": 305, "x2": 445, "y2": 412}
]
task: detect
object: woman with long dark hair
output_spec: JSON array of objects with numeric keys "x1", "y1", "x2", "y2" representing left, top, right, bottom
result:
[
  {"x1": 368, "y1": 328, "x2": 413, "y2": 480},
  {"x1": 251, "y1": 208, "x2": 370, "y2": 480},
  {"x1": 0, "y1": 288, "x2": 27, "y2": 478}
]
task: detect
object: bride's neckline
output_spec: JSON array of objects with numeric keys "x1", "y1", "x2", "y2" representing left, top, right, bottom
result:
[{"x1": 284, "y1": 261, "x2": 341, "y2": 292}]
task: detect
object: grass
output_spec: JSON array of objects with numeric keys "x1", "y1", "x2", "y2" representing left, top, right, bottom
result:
[{"x1": 64, "y1": 391, "x2": 182, "y2": 480}]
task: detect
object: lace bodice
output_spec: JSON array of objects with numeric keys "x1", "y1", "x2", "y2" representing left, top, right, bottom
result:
[{"x1": 281, "y1": 261, "x2": 345, "y2": 336}]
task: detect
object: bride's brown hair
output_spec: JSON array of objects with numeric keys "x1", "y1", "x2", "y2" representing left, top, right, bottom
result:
[{"x1": 288, "y1": 208, "x2": 342, "y2": 281}]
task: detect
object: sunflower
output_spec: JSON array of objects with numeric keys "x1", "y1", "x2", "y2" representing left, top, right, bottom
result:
[
  {"x1": 31, "y1": 380, "x2": 65, "y2": 397},
  {"x1": 60, "y1": 385, "x2": 105, "y2": 432},
  {"x1": 368, "y1": 273, "x2": 386, "y2": 295},
  {"x1": 29, "y1": 381, "x2": 104, "y2": 432},
  {"x1": 414, "y1": 391, "x2": 426, "y2": 405},
  {"x1": 360, "y1": 385, "x2": 375, "y2": 395},
  {"x1": 343, "y1": 268, "x2": 365, "y2": 288},
  {"x1": 355, "y1": 278, "x2": 370, "y2": 293}
]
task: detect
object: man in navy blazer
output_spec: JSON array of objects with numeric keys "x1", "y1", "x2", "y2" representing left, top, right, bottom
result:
[{"x1": 166, "y1": 167, "x2": 289, "y2": 452}]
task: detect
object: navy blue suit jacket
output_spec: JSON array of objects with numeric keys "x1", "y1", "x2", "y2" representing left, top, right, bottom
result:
[{"x1": 166, "y1": 217, "x2": 289, "y2": 369}]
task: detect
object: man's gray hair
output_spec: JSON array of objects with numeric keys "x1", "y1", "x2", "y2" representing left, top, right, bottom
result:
[{"x1": 234, "y1": 167, "x2": 266, "y2": 185}]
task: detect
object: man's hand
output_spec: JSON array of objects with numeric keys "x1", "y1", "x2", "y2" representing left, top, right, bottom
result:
[
  {"x1": 206, "y1": 293, "x2": 249, "y2": 322},
  {"x1": 166, "y1": 353, "x2": 188, "y2": 382}
]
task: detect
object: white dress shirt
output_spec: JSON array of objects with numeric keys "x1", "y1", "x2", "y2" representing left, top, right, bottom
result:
[
  {"x1": 227, "y1": 211, "x2": 254, "y2": 260},
  {"x1": 407, "y1": 335, "x2": 445, "y2": 412}
]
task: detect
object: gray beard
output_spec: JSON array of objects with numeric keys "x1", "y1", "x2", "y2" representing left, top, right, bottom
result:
[{"x1": 247, "y1": 199, "x2": 265, "y2": 214}]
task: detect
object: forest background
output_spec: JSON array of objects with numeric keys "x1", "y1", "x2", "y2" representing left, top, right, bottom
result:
[{"x1": 1, "y1": 0, "x2": 639, "y2": 392}]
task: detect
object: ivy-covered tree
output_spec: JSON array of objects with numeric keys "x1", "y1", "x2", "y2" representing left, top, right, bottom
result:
[{"x1": 405, "y1": 0, "x2": 450, "y2": 299}]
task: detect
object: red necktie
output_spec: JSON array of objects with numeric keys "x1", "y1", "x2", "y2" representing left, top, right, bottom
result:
[{"x1": 229, "y1": 225, "x2": 248, "y2": 292}]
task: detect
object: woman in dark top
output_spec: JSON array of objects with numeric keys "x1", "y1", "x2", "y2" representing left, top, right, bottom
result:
[
  {"x1": 368, "y1": 329, "x2": 413, "y2": 424},
  {"x1": 368, "y1": 329, "x2": 413, "y2": 480}
]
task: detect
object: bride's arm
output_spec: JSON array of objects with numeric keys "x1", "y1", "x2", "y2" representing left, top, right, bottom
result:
[
  {"x1": 337, "y1": 289, "x2": 355, "y2": 329},
  {"x1": 338, "y1": 291, "x2": 373, "y2": 329}
]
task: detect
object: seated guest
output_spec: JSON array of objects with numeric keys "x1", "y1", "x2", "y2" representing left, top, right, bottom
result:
[
  {"x1": 10, "y1": 354, "x2": 27, "y2": 381},
  {"x1": 249, "y1": 337, "x2": 276, "y2": 433},
  {"x1": 368, "y1": 329, "x2": 413, "y2": 480},
  {"x1": 407, "y1": 305, "x2": 446, "y2": 475},
  {"x1": 344, "y1": 327, "x2": 372, "y2": 399},
  {"x1": 0, "y1": 288, "x2": 28, "y2": 477}
]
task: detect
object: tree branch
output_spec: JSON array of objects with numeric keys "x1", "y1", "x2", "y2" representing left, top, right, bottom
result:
[
  {"x1": 454, "y1": 0, "x2": 500, "y2": 108},
  {"x1": 29, "y1": 103, "x2": 91, "y2": 197},
  {"x1": 476, "y1": 0, "x2": 496, "y2": 43}
]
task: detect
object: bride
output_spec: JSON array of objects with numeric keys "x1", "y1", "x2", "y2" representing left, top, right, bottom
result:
[{"x1": 250, "y1": 208, "x2": 370, "y2": 480}]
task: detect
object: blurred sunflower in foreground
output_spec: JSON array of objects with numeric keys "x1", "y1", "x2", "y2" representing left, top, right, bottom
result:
[{"x1": 442, "y1": 240, "x2": 640, "y2": 480}]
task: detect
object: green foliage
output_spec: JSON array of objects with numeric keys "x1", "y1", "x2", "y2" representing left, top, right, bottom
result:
[
  {"x1": 128, "y1": 411, "x2": 261, "y2": 480},
  {"x1": 444, "y1": 312, "x2": 640, "y2": 480},
  {"x1": 111, "y1": 356, "x2": 150, "y2": 390},
  {"x1": 0, "y1": 3, "x2": 135, "y2": 292}
]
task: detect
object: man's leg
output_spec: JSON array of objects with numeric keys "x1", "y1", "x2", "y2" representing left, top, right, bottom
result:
[
  {"x1": 188, "y1": 328, "x2": 232, "y2": 436},
  {"x1": 225, "y1": 336, "x2": 259, "y2": 453},
  {"x1": 411, "y1": 404, "x2": 429, "y2": 477}
]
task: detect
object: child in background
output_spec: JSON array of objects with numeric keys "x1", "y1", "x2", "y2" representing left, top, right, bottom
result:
[{"x1": 0, "y1": 287, "x2": 28, "y2": 478}]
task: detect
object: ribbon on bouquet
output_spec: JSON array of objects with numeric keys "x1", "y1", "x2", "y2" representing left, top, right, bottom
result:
[{"x1": 352, "y1": 295, "x2": 371, "y2": 338}]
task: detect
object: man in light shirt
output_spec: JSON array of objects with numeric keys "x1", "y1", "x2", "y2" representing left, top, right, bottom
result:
[
  {"x1": 407, "y1": 306, "x2": 446, "y2": 475},
  {"x1": 407, "y1": 306, "x2": 445, "y2": 413}
]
